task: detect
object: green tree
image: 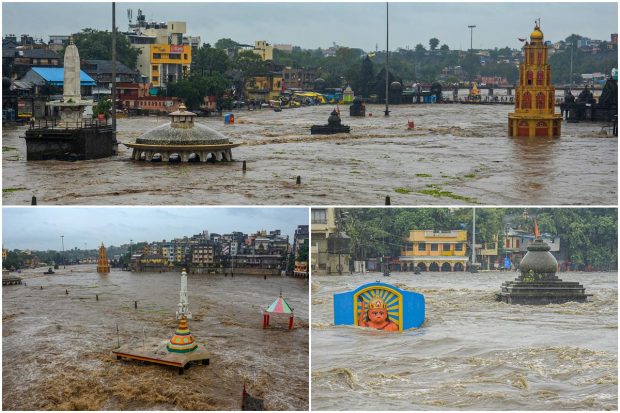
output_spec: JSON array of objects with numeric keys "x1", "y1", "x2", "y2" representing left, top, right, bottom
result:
[
  {"x1": 429, "y1": 38, "x2": 440, "y2": 51},
  {"x1": 92, "y1": 96, "x2": 112, "y2": 119},
  {"x1": 214, "y1": 38, "x2": 240, "y2": 50},
  {"x1": 440, "y1": 44, "x2": 450, "y2": 52},
  {"x1": 70, "y1": 28, "x2": 141, "y2": 69},
  {"x1": 192, "y1": 44, "x2": 229, "y2": 76}
]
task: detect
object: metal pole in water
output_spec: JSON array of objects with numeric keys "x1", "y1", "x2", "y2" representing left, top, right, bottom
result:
[
  {"x1": 111, "y1": 2, "x2": 117, "y2": 141},
  {"x1": 116, "y1": 323, "x2": 120, "y2": 348},
  {"x1": 384, "y1": 1, "x2": 390, "y2": 117}
]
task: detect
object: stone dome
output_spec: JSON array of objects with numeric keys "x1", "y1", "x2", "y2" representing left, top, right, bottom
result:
[
  {"x1": 519, "y1": 238, "x2": 558, "y2": 275},
  {"x1": 390, "y1": 81, "x2": 403, "y2": 90},
  {"x1": 136, "y1": 105, "x2": 232, "y2": 145}
]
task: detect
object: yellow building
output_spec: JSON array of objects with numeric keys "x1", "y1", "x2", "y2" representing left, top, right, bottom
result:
[
  {"x1": 2, "y1": 248, "x2": 7, "y2": 260},
  {"x1": 253, "y1": 40, "x2": 273, "y2": 61},
  {"x1": 508, "y1": 21, "x2": 562, "y2": 137},
  {"x1": 245, "y1": 73, "x2": 283, "y2": 102},
  {"x1": 149, "y1": 44, "x2": 192, "y2": 88},
  {"x1": 126, "y1": 16, "x2": 192, "y2": 90},
  {"x1": 311, "y1": 208, "x2": 351, "y2": 275},
  {"x1": 400, "y1": 230, "x2": 468, "y2": 272}
]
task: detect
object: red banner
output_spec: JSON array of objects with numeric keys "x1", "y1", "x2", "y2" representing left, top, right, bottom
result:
[{"x1": 170, "y1": 45, "x2": 184, "y2": 54}]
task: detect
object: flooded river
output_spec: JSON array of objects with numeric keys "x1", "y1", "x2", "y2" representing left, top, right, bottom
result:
[
  {"x1": 3, "y1": 104, "x2": 616, "y2": 205},
  {"x1": 2, "y1": 265, "x2": 308, "y2": 410},
  {"x1": 311, "y1": 271, "x2": 617, "y2": 410}
]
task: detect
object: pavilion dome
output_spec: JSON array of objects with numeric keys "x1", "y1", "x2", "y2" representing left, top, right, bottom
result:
[{"x1": 136, "y1": 104, "x2": 232, "y2": 145}]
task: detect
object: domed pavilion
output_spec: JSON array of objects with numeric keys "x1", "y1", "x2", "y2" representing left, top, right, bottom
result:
[{"x1": 125, "y1": 104, "x2": 240, "y2": 163}]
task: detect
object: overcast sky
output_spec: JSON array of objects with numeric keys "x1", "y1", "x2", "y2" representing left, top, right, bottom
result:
[
  {"x1": 2, "y1": 2, "x2": 617, "y2": 51},
  {"x1": 3, "y1": 207, "x2": 308, "y2": 250}
]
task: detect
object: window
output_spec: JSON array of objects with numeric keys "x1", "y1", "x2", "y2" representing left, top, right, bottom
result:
[
  {"x1": 516, "y1": 239, "x2": 520, "y2": 248},
  {"x1": 153, "y1": 53, "x2": 161, "y2": 59},
  {"x1": 443, "y1": 243, "x2": 451, "y2": 251},
  {"x1": 431, "y1": 243, "x2": 438, "y2": 251},
  {"x1": 152, "y1": 65, "x2": 158, "y2": 72},
  {"x1": 311, "y1": 209, "x2": 327, "y2": 224},
  {"x1": 152, "y1": 76, "x2": 158, "y2": 82},
  {"x1": 455, "y1": 243, "x2": 463, "y2": 251},
  {"x1": 418, "y1": 242, "x2": 426, "y2": 251},
  {"x1": 184, "y1": 54, "x2": 188, "y2": 60}
]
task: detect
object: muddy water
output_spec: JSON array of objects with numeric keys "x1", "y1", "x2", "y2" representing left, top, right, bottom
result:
[
  {"x1": 2, "y1": 265, "x2": 308, "y2": 410},
  {"x1": 311, "y1": 271, "x2": 617, "y2": 410},
  {"x1": 3, "y1": 104, "x2": 616, "y2": 205}
]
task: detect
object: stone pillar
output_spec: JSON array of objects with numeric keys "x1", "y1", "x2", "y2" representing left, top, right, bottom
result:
[
  {"x1": 145, "y1": 151, "x2": 153, "y2": 161},
  {"x1": 181, "y1": 152, "x2": 189, "y2": 163},
  {"x1": 161, "y1": 152, "x2": 170, "y2": 162}
]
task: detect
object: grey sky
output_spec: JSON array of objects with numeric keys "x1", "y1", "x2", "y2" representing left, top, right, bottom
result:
[
  {"x1": 2, "y1": 207, "x2": 308, "y2": 250},
  {"x1": 2, "y1": 2, "x2": 617, "y2": 51}
]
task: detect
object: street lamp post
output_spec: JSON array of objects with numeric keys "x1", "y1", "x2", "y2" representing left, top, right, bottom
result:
[
  {"x1": 568, "y1": 42, "x2": 574, "y2": 90},
  {"x1": 384, "y1": 2, "x2": 390, "y2": 116},
  {"x1": 468, "y1": 25, "x2": 476, "y2": 53},
  {"x1": 61, "y1": 235, "x2": 65, "y2": 269}
]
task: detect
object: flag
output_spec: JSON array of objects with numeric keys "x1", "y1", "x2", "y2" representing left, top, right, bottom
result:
[{"x1": 534, "y1": 220, "x2": 540, "y2": 238}]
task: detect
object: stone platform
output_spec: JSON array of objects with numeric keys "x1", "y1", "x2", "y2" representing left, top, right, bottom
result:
[
  {"x1": 497, "y1": 279, "x2": 591, "y2": 304},
  {"x1": 112, "y1": 339, "x2": 209, "y2": 374},
  {"x1": 24, "y1": 122, "x2": 115, "y2": 161}
]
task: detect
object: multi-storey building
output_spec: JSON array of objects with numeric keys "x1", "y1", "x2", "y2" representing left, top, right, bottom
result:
[
  {"x1": 400, "y1": 230, "x2": 468, "y2": 272},
  {"x1": 125, "y1": 10, "x2": 191, "y2": 90},
  {"x1": 191, "y1": 243, "x2": 216, "y2": 267},
  {"x1": 253, "y1": 40, "x2": 273, "y2": 61},
  {"x1": 311, "y1": 208, "x2": 350, "y2": 275}
]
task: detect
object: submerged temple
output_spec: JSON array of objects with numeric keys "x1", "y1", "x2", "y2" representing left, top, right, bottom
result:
[
  {"x1": 497, "y1": 238, "x2": 590, "y2": 304},
  {"x1": 125, "y1": 104, "x2": 239, "y2": 163},
  {"x1": 97, "y1": 242, "x2": 110, "y2": 274},
  {"x1": 508, "y1": 21, "x2": 562, "y2": 138}
]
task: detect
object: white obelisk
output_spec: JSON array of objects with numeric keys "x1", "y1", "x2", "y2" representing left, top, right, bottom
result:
[{"x1": 176, "y1": 269, "x2": 192, "y2": 320}]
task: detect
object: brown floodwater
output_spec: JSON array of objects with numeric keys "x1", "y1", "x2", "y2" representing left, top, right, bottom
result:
[
  {"x1": 2, "y1": 265, "x2": 308, "y2": 410},
  {"x1": 2, "y1": 104, "x2": 616, "y2": 205},
  {"x1": 311, "y1": 271, "x2": 617, "y2": 410}
]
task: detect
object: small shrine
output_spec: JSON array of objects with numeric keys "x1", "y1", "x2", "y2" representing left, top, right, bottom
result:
[
  {"x1": 334, "y1": 282, "x2": 425, "y2": 332},
  {"x1": 97, "y1": 242, "x2": 110, "y2": 274},
  {"x1": 508, "y1": 20, "x2": 562, "y2": 137},
  {"x1": 263, "y1": 290, "x2": 295, "y2": 330},
  {"x1": 167, "y1": 269, "x2": 198, "y2": 353},
  {"x1": 497, "y1": 231, "x2": 591, "y2": 304},
  {"x1": 112, "y1": 269, "x2": 209, "y2": 374},
  {"x1": 349, "y1": 97, "x2": 366, "y2": 117},
  {"x1": 310, "y1": 109, "x2": 351, "y2": 135},
  {"x1": 124, "y1": 104, "x2": 240, "y2": 163}
]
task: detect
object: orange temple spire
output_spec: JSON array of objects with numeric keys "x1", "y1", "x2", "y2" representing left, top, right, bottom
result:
[
  {"x1": 508, "y1": 20, "x2": 562, "y2": 138},
  {"x1": 97, "y1": 242, "x2": 110, "y2": 274}
]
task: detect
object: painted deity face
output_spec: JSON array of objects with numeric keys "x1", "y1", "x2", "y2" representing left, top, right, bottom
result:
[
  {"x1": 366, "y1": 297, "x2": 388, "y2": 324},
  {"x1": 368, "y1": 307, "x2": 388, "y2": 323}
]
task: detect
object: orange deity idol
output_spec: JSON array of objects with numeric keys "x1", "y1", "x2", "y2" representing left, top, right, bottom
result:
[{"x1": 358, "y1": 296, "x2": 399, "y2": 332}]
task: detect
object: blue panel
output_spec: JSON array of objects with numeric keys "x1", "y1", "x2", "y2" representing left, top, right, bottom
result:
[{"x1": 333, "y1": 282, "x2": 425, "y2": 330}]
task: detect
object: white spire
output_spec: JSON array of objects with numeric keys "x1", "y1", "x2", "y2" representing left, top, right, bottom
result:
[{"x1": 176, "y1": 269, "x2": 192, "y2": 320}]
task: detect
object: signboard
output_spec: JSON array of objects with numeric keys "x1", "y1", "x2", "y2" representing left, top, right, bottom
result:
[{"x1": 170, "y1": 45, "x2": 184, "y2": 54}]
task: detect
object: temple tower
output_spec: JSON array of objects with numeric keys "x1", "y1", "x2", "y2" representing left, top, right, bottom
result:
[
  {"x1": 508, "y1": 21, "x2": 562, "y2": 138},
  {"x1": 97, "y1": 242, "x2": 110, "y2": 273}
]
